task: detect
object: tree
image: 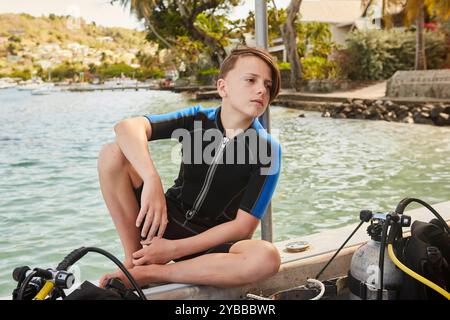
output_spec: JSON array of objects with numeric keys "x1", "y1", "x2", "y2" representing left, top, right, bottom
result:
[
  {"x1": 113, "y1": 0, "x2": 241, "y2": 67},
  {"x1": 383, "y1": 0, "x2": 450, "y2": 70},
  {"x1": 280, "y1": 0, "x2": 303, "y2": 91}
]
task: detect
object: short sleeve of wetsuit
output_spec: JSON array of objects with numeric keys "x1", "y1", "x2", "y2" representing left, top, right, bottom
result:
[
  {"x1": 144, "y1": 105, "x2": 201, "y2": 141},
  {"x1": 239, "y1": 136, "x2": 282, "y2": 219}
]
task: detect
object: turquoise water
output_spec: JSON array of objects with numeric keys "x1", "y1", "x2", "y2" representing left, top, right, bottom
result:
[{"x1": 1, "y1": 88, "x2": 449, "y2": 296}]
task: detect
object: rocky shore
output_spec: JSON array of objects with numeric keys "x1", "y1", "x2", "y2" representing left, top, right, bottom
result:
[{"x1": 321, "y1": 99, "x2": 450, "y2": 126}]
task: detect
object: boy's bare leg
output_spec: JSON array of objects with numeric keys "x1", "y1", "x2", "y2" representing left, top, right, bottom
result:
[
  {"x1": 100, "y1": 239, "x2": 281, "y2": 288},
  {"x1": 98, "y1": 142, "x2": 143, "y2": 266}
]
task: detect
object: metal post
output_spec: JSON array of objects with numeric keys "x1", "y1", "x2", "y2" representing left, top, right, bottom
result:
[{"x1": 255, "y1": 0, "x2": 273, "y2": 243}]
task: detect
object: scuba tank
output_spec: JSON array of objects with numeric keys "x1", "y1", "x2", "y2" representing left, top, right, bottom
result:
[{"x1": 348, "y1": 213, "x2": 403, "y2": 300}]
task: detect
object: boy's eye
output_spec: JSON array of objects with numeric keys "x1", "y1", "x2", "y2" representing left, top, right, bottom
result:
[{"x1": 245, "y1": 78, "x2": 255, "y2": 83}]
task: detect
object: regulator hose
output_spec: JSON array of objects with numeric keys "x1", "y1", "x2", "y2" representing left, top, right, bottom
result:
[
  {"x1": 34, "y1": 247, "x2": 146, "y2": 300},
  {"x1": 395, "y1": 198, "x2": 450, "y2": 233}
]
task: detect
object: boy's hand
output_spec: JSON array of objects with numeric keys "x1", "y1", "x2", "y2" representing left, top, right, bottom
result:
[
  {"x1": 136, "y1": 175, "x2": 168, "y2": 241},
  {"x1": 132, "y1": 237, "x2": 177, "y2": 265}
]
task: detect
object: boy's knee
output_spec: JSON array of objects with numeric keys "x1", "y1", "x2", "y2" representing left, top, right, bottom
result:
[
  {"x1": 257, "y1": 241, "x2": 281, "y2": 277},
  {"x1": 240, "y1": 241, "x2": 281, "y2": 283},
  {"x1": 98, "y1": 142, "x2": 126, "y2": 173}
]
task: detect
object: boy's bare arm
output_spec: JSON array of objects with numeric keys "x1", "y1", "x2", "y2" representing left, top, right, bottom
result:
[
  {"x1": 173, "y1": 210, "x2": 259, "y2": 257},
  {"x1": 114, "y1": 117, "x2": 156, "y2": 181},
  {"x1": 134, "y1": 209, "x2": 259, "y2": 264},
  {"x1": 114, "y1": 117, "x2": 168, "y2": 240}
]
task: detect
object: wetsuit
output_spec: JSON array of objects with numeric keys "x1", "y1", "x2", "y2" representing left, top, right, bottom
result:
[{"x1": 135, "y1": 105, "x2": 281, "y2": 260}]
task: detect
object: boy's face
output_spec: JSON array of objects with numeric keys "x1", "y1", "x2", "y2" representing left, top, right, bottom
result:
[{"x1": 218, "y1": 55, "x2": 273, "y2": 120}]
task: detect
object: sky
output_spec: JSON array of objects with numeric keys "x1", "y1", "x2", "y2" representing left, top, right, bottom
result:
[{"x1": 0, "y1": 0, "x2": 292, "y2": 30}]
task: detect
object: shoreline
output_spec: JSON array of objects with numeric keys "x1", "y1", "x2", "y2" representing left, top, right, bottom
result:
[{"x1": 190, "y1": 88, "x2": 450, "y2": 127}]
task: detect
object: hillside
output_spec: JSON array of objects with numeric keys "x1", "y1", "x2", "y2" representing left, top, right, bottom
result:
[{"x1": 0, "y1": 13, "x2": 157, "y2": 78}]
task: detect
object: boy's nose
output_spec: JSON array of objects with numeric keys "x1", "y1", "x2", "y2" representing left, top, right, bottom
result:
[{"x1": 256, "y1": 81, "x2": 267, "y2": 96}]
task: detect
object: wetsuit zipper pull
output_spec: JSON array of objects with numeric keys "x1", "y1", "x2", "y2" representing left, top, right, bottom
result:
[{"x1": 185, "y1": 209, "x2": 196, "y2": 222}]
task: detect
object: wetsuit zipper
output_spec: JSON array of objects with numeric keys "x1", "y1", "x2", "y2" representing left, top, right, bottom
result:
[{"x1": 185, "y1": 136, "x2": 230, "y2": 221}]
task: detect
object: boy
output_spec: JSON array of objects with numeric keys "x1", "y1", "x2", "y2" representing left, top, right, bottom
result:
[{"x1": 98, "y1": 47, "x2": 282, "y2": 288}]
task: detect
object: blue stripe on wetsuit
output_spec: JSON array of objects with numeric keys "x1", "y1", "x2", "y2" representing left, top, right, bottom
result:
[
  {"x1": 249, "y1": 119, "x2": 282, "y2": 219},
  {"x1": 144, "y1": 105, "x2": 202, "y2": 123}
]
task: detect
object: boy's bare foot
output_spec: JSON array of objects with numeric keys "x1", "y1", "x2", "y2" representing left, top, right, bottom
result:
[{"x1": 99, "y1": 265, "x2": 148, "y2": 289}]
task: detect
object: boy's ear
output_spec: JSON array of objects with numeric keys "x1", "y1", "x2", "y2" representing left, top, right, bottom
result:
[{"x1": 217, "y1": 78, "x2": 227, "y2": 98}]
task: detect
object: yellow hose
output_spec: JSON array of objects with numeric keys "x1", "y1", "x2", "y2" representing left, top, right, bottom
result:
[
  {"x1": 387, "y1": 244, "x2": 450, "y2": 300},
  {"x1": 34, "y1": 281, "x2": 54, "y2": 300}
]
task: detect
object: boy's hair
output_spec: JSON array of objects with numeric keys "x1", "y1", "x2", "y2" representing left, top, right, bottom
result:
[{"x1": 218, "y1": 46, "x2": 281, "y2": 104}]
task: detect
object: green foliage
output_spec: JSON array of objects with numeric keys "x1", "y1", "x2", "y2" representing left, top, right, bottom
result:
[
  {"x1": 277, "y1": 62, "x2": 291, "y2": 70},
  {"x1": 198, "y1": 68, "x2": 219, "y2": 76},
  {"x1": 301, "y1": 56, "x2": 338, "y2": 80},
  {"x1": 343, "y1": 29, "x2": 448, "y2": 80},
  {"x1": 194, "y1": 13, "x2": 230, "y2": 47},
  {"x1": 96, "y1": 63, "x2": 137, "y2": 79},
  {"x1": 8, "y1": 68, "x2": 32, "y2": 80},
  {"x1": 8, "y1": 35, "x2": 21, "y2": 43},
  {"x1": 135, "y1": 68, "x2": 165, "y2": 80},
  {"x1": 197, "y1": 68, "x2": 219, "y2": 85},
  {"x1": 297, "y1": 22, "x2": 337, "y2": 58},
  {"x1": 50, "y1": 62, "x2": 84, "y2": 81}
]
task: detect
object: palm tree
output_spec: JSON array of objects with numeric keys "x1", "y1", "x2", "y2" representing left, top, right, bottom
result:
[{"x1": 382, "y1": 0, "x2": 450, "y2": 70}]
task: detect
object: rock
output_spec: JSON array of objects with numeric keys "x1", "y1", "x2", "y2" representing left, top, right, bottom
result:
[
  {"x1": 368, "y1": 112, "x2": 382, "y2": 120},
  {"x1": 430, "y1": 105, "x2": 445, "y2": 119},
  {"x1": 363, "y1": 99, "x2": 373, "y2": 106},
  {"x1": 385, "y1": 111, "x2": 397, "y2": 122},
  {"x1": 397, "y1": 105, "x2": 410, "y2": 112},
  {"x1": 322, "y1": 111, "x2": 331, "y2": 118},
  {"x1": 402, "y1": 116, "x2": 414, "y2": 124},
  {"x1": 343, "y1": 106, "x2": 352, "y2": 114},
  {"x1": 421, "y1": 103, "x2": 434, "y2": 112},
  {"x1": 374, "y1": 100, "x2": 383, "y2": 106},
  {"x1": 377, "y1": 106, "x2": 387, "y2": 114},
  {"x1": 396, "y1": 107, "x2": 410, "y2": 119},
  {"x1": 444, "y1": 106, "x2": 450, "y2": 115},
  {"x1": 412, "y1": 107, "x2": 421, "y2": 114},
  {"x1": 353, "y1": 102, "x2": 365, "y2": 110},
  {"x1": 298, "y1": 113, "x2": 305, "y2": 118},
  {"x1": 435, "y1": 112, "x2": 450, "y2": 126},
  {"x1": 335, "y1": 113, "x2": 347, "y2": 119},
  {"x1": 414, "y1": 112, "x2": 434, "y2": 125}
]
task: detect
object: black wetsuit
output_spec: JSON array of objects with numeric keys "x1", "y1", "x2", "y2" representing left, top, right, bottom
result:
[{"x1": 135, "y1": 105, "x2": 281, "y2": 260}]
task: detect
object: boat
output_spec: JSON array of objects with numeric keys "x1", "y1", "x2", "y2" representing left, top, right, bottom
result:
[
  {"x1": 17, "y1": 79, "x2": 44, "y2": 91},
  {"x1": 136, "y1": 201, "x2": 450, "y2": 300},
  {"x1": 0, "y1": 78, "x2": 17, "y2": 89},
  {"x1": 31, "y1": 83, "x2": 55, "y2": 95},
  {"x1": 3, "y1": 200, "x2": 448, "y2": 300}
]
